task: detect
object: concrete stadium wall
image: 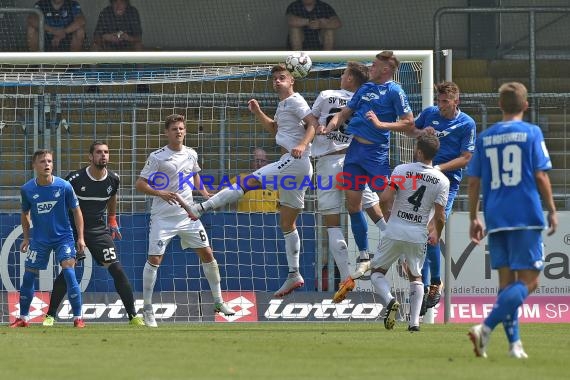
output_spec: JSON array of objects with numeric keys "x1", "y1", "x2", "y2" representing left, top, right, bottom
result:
[{"x1": 9, "y1": 0, "x2": 570, "y2": 53}]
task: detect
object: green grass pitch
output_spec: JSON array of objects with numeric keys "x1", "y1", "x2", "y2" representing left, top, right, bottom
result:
[{"x1": 2, "y1": 323, "x2": 567, "y2": 379}]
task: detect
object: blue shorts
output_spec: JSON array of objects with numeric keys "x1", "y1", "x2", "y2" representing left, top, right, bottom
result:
[
  {"x1": 25, "y1": 239, "x2": 77, "y2": 270},
  {"x1": 488, "y1": 229, "x2": 544, "y2": 271},
  {"x1": 342, "y1": 139, "x2": 390, "y2": 191}
]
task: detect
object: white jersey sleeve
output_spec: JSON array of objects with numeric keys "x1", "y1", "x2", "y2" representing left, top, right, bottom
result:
[
  {"x1": 385, "y1": 162, "x2": 450, "y2": 243},
  {"x1": 140, "y1": 153, "x2": 160, "y2": 179}
]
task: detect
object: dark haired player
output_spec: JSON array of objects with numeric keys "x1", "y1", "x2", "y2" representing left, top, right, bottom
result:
[{"x1": 42, "y1": 141, "x2": 144, "y2": 326}]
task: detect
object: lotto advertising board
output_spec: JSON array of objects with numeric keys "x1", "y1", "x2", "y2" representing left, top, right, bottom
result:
[
  {"x1": 2, "y1": 291, "x2": 392, "y2": 324},
  {"x1": 4, "y1": 291, "x2": 199, "y2": 324},
  {"x1": 3, "y1": 289, "x2": 568, "y2": 324}
]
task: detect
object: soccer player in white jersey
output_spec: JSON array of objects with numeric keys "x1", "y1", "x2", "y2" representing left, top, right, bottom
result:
[
  {"x1": 467, "y1": 82, "x2": 557, "y2": 359},
  {"x1": 186, "y1": 64, "x2": 318, "y2": 297},
  {"x1": 334, "y1": 134, "x2": 449, "y2": 331},
  {"x1": 135, "y1": 114, "x2": 235, "y2": 327},
  {"x1": 311, "y1": 61, "x2": 387, "y2": 282}
]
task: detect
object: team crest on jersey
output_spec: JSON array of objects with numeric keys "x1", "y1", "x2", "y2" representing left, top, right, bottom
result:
[
  {"x1": 53, "y1": 189, "x2": 61, "y2": 198},
  {"x1": 107, "y1": 185, "x2": 113, "y2": 194},
  {"x1": 362, "y1": 92, "x2": 380, "y2": 101}
]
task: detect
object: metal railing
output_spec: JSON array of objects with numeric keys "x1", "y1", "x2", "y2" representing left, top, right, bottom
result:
[
  {"x1": 434, "y1": 6, "x2": 570, "y2": 124},
  {"x1": 0, "y1": 7, "x2": 44, "y2": 51}
]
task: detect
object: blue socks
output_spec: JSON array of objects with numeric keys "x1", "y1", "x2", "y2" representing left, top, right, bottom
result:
[
  {"x1": 422, "y1": 243, "x2": 441, "y2": 288},
  {"x1": 19, "y1": 271, "x2": 37, "y2": 317},
  {"x1": 484, "y1": 281, "x2": 528, "y2": 331},
  {"x1": 496, "y1": 288, "x2": 521, "y2": 343},
  {"x1": 62, "y1": 267, "x2": 82, "y2": 317},
  {"x1": 349, "y1": 211, "x2": 368, "y2": 252}
]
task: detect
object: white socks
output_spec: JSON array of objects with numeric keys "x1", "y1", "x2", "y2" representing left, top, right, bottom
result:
[
  {"x1": 370, "y1": 271, "x2": 393, "y2": 306},
  {"x1": 284, "y1": 229, "x2": 300, "y2": 272},
  {"x1": 202, "y1": 183, "x2": 244, "y2": 211},
  {"x1": 142, "y1": 261, "x2": 159, "y2": 306},
  {"x1": 409, "y1": 280, "x2": 424, "y2": 327},
  {"x1": 328, "y1": 227, "x2": 349, "y2": 279},
  {"x1": 376, "y1": 217, "x2": 387, "y2": 231},
  {"x1": 202, "y1": 259, "x2": 222, "y2": 303}
]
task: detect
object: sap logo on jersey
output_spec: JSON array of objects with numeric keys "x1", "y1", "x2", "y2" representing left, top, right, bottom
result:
[{"x1": 37, "y1": 201, "x2": 57, "y2": 214}]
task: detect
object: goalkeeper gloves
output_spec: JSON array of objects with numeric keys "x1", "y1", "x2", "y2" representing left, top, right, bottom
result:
[{"x1": 108, "y1": 215, "x2": 122, "y2": 240}]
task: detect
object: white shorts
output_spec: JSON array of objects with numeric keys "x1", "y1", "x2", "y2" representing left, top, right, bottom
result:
[
  {"x1": 315, "y1": 154, "x2": 379, "y2": 215},
  {"x1": 253, "y1": 152, "x2": 313, "y2": 209},
  {"x1": 148, "y1": 213, "x2": 210, "y2": 255},
  {"x1": 371, "y1": 236, "x2": 427, "y2": 277}
]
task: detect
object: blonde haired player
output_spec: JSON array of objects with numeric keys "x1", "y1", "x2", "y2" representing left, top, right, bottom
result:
[
  {"x1": 334, "y1": 134, "x2": 449, "y2": 331},
  {"x1": 185, "y1": 64, "x2": 318, "y2": 297},
  {"x1": 311, "y1": 61, "x2": 387, "y2": 281},
  {"x1": 135, "y1": 114, "x2": 235, "y2": 327}
]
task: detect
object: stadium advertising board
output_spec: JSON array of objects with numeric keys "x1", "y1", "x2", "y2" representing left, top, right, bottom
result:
[
  {"x1": 431, "y1": 295, "x2": 570, "y2": 323},
  {"x1": 4, "y1": 290, "x2": 567, "y2": 324},
  {"x1": 5, "y1": 291, "x2": 199, "y2": 324},
  {"x1": 350, "y1": 212, "x2": 570, "y2": 295}
]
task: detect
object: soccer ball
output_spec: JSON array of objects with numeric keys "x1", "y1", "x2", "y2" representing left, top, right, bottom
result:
[{"x1": 285, "y1": 52, "x2": 312, "y2": 79}]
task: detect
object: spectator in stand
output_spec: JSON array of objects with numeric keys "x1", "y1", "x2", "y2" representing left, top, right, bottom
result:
[
  {"x1": 27, "y1": 0, "x2": 86, "y2": 52},
  {"x1": 89, "y1": 0, "x2": 148, "y2": 93},
  {"x1": 286, "y1": 0, "x2": 342, "y2": 51},
  {"x1": 92, "y1": 0, "x2": 143, "y2": 52}
]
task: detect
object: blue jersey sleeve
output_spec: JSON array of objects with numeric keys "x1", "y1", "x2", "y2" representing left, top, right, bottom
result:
[
  {"x1": 460, "y1": 118, "x2": 477, "y2": 153},
  {"x1": 414, "y1": 108, "x2": 428, "y2": 129},
  {"x1": 466, "y1": 137, "x2": 482, "y2": 178},
  {"x1": 391, "y1": 85, "x2": 412, "y2": 116},
  {"x1": 64, "y1": 181, "x2": 80, "y2": 210},
  {"x1": 20, "y1": 187, "x2": 30, "y2": 213},
  {"x1": 531, "y1": 126, "x2": 552, "y2": 172}
]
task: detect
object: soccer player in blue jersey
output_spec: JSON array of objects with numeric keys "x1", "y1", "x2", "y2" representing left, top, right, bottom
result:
[
  {"x1": 325, "y1": 51, "x2": 415, "y2": 281},
  {"x1": 467, "y1": 82, "x2": 557, "y2": 359},
  {"x1": 10, "y1": 150, "x2": 86, "y2": 328},
  {"x1": 414, "y1": 81, "x2": 476, "y2": 310}
]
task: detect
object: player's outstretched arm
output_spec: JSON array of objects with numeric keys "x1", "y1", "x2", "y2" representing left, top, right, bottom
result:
[
  {"x1": 20, "y1": 211, "x2": 31, "y2": 252},
  {"x1": 325, "y1": 107, "x2": 351, "y2": 134},
  {"x1": 429, "y1": 203, "x2": 446, "y2": 246},
  {"x1": 107, "y1": 194, "x2": 122, "y2": 240},
  {"x1": 248, "y1": 99, "x2": 277, "y2": 136},
  {"x1": 535, "y1": 170, "x2": 558, "y2": 235},
  {"x1": 135, "y1": 176, "x2": 179, "y2": 204},
  {"x1": 467, "y1": 176, "x2": 484, "y2": 244},
  {"x1": 71, "y1": 207, "x2": 86, "y2": 254}
]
